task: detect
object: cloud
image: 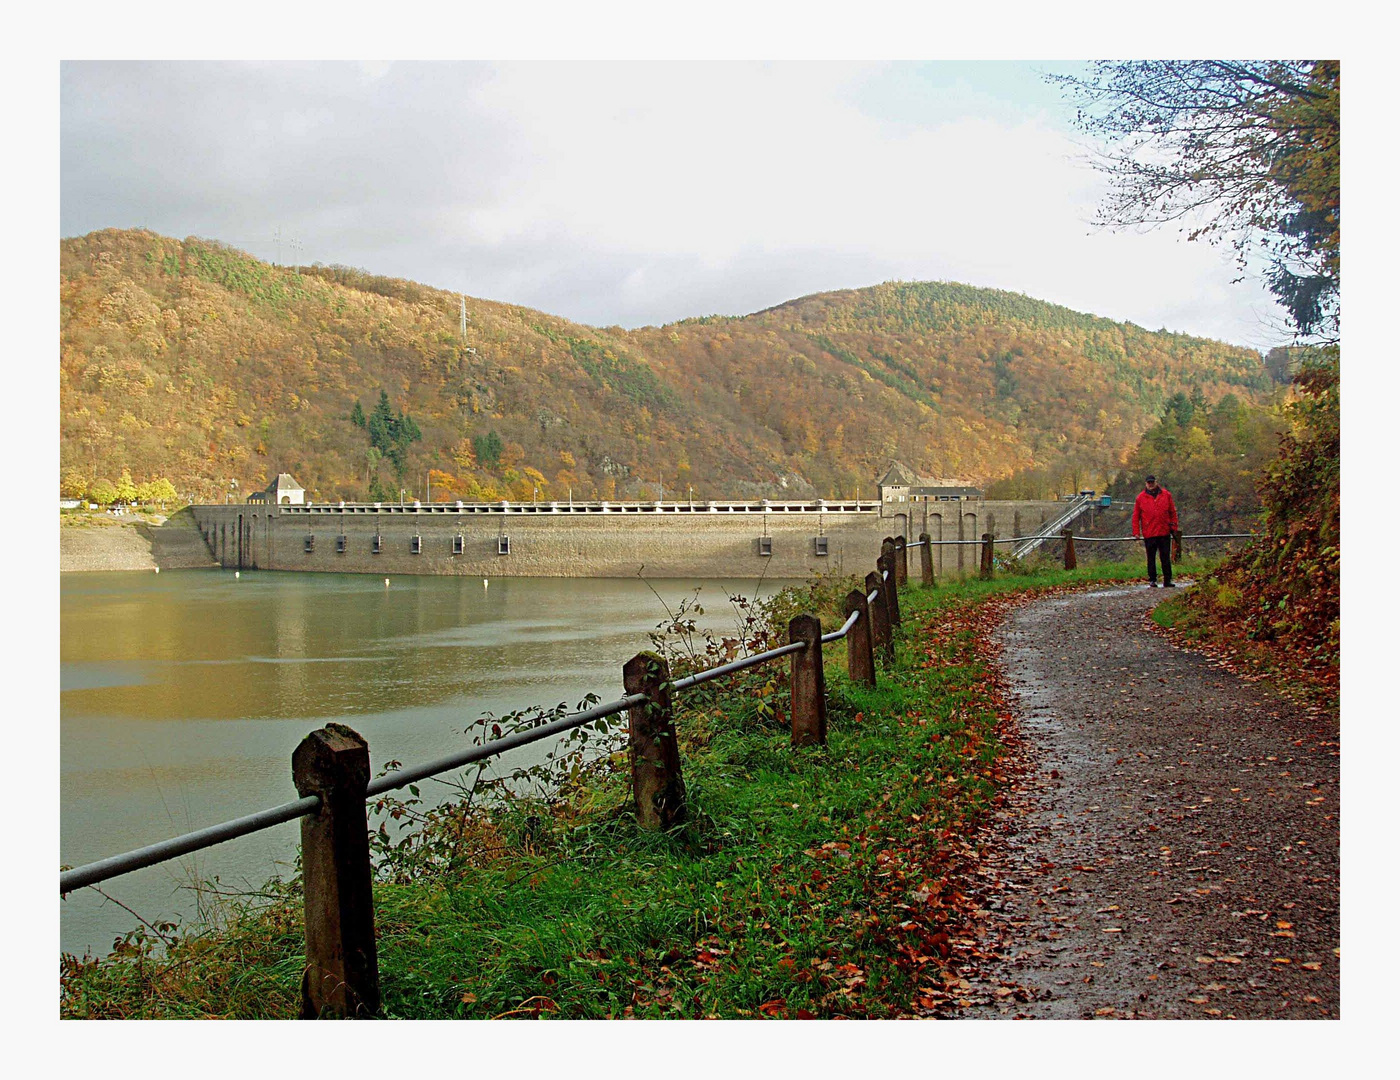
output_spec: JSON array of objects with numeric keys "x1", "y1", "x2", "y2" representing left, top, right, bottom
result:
[{"x1": 60, "y1": 60, "x2": 1286, "y2": 346}]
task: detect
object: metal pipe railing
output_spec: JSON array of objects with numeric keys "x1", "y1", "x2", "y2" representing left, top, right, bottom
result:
[
  {"x1": 669, "y1": 641, "x2": 806, "y2": 692},
  {"x1": 60, "y1": 795, "x2": 322, "y2": 894},
  {"x1": 921, "y1": 532, "x2": 1253, "y2": 545},
  {"x1": 821, "y1": 608, "x2": 861, "y2": 644},
  {"x1": 364, "y1": 693, "x2": 650, "y2": 798},
  {"x1": 62, "y1": 640, "x2": 821, "y2": 893}
]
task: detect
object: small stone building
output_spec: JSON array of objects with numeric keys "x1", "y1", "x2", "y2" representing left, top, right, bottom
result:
[
  {"x1": 247, "y1": 473, "x2": 306, "y2": 506},
  {"x1": 877, "y1": 460, "x2": 981, "y2": 505}
]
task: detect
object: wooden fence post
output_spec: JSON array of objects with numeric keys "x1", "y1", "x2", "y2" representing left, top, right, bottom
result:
[
  {"x1": 843, "y1": 588, "x2": 876, "y2": 687},
  {"x1": 879, "y1": 550, "x2": 902, "y2": 627},
  {"x1": 788, "y1": 614, "x2": 827, "y2": 747},
  {"x1": 980, "y1": 532, "x2": 994, "y2": 580},
  {"x1": 623, "y1": 652, "x2": 686, "y2": 830},
  {"x1": 865, "y1": 570, "x2": 893, "y2": 661},
  {"x1": 893, "y1": 536, "x2": 908, "y2": 587},
  {"x1": 1062, "y1": 528, "x2": 1077, "y2": 571},
  {"x1": 292, "y1": 724, "x2": 380, "y2": 1020},
  {"x1": 918, "y1": 532, "x2": 935, "y2": 587}
]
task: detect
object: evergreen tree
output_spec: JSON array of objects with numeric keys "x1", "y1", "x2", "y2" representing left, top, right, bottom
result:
[{"x1": 362, "y1": 390, "x2": 421, "y2": 481}]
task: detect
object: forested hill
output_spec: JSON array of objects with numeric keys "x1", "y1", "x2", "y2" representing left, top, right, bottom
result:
[{"x1": 60, "y1": 229, "x2": 1271, "y2": 504}]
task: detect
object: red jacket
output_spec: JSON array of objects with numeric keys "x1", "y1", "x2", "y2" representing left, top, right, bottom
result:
[{"x1": 1132, "y1": 488, "x2": 1179, "y2": 538}]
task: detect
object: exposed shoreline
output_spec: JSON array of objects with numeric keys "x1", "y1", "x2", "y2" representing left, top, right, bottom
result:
[{"x1": 60, "y1": 509, "x2": 218, "y2": 572}]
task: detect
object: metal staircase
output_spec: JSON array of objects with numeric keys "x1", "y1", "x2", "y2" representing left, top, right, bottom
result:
[{"x1": 1012, "y1": 494, "x2": 1096, "y2": 560}]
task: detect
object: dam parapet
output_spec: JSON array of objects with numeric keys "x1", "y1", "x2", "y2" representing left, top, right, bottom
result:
[{"x1": 188, "y1": 498, "x2": 1062, "y2": 579}]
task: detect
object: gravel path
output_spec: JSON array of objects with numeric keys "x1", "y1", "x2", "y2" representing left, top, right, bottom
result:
[{"x1": 966, "y1": 583, "x2": 1340, "y2": 1019}]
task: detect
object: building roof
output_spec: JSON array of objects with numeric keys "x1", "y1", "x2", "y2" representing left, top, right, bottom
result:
[
  {"x1": 910, "y1": 485, "x2": 983, "y2": 498},
  {"x1": 266, "y1": 473, "x2": 303, "y2": 493},
  {"x1": 878, "y1": 461, "x2": 979, "y2": 493},
  {"x1": 877, "y1": 461, "x2": 920, "y2": 488}
]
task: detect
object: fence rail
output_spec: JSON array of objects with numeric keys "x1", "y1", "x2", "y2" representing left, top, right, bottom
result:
[{"x1": 59, "y1": 525, "x2": 1239, "y2": 1016}]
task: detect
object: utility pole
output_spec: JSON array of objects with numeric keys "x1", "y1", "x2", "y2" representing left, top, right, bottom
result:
[{"x1": 460, "y1": 295, "x2": 468, "y2": 340}]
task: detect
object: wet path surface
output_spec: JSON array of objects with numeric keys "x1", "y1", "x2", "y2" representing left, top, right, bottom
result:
[{"x1": 967, "y1": 584, "x2": 1340, "y2": 1018}]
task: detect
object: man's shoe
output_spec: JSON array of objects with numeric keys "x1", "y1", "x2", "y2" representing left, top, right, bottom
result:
[
  {"x1": 1148, "y1": 581, "x2": 1159, "y2": 587},
  {"x1": 1164, "y1": 582, "x2": 1176, "y2": 588}
]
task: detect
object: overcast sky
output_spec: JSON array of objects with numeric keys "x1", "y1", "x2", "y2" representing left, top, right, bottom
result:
[{"x1": 61, "y1": 60, "x2": 1290, "y2": 349}]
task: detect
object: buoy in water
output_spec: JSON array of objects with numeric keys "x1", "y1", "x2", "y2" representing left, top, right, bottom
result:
[
  {"x1": 154, "y1": 567, "x2": 160, "y2": 574},
  {"x1": 384, "y1": 578, "x2": 390, "y2": 587},
  {"x1": 235, "y1": 571, "x2": 240, "y2": 579},
  {"x1": 483, "y1": 578, "x2": 488, "y2": 588}
]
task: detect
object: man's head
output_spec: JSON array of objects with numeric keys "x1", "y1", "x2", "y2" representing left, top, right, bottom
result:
[{"x1": 1144, "y1": 475, "x2": 1159, "y2": 491}]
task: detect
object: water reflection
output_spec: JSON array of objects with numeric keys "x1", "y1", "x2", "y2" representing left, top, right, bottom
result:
[{"x1": 60, "y1": 569, "x2": 774, "y2": 957}]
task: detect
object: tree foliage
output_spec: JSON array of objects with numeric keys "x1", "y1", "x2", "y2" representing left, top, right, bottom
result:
[
  {"x1": 472, "y1": 430, "x2": 504, "y2": 469},
  {"x1": 1054, "y1": 60, "x2": 1339, "y2": 342},
  {"x1": 88, "y1": 478, "x2": 116, "y2": 507},
  {"x1": 1112, "y1": 392, "x2": 1285, "y2": 535},
  {"x1": 362, "y1": 390, "x2": 421, "y2": 482}
]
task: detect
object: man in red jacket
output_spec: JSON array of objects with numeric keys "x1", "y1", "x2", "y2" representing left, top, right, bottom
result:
[{"x1": 1131, "y1": 474, "x2": 1179, "y2": 587}]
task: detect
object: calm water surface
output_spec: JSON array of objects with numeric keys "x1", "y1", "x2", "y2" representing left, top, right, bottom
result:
[{"x1": 61, "y1": 569, "x2": 776, "y2": 957}]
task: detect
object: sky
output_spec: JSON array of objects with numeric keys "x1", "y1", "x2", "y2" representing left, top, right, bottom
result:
[{"x1": 61, "y1": 59, "x2": 1293, "y2": 349}]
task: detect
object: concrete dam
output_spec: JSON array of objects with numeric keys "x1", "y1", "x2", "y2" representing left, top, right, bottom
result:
[{"x1": 187, "y1": 498, "x2": 1067, "y2": 579}]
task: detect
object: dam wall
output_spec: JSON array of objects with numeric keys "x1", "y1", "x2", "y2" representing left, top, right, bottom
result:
[{"x1": 188, "y1": 499, "x2": 1063, "y2": 579}]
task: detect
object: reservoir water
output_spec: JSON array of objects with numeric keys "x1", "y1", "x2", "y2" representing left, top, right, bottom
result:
[{"x1": 60, "y1": 569, "x2": 777, "y2": 957}]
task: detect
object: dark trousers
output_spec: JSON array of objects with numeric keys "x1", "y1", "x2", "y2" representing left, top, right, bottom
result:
[{"x1": 1145, "y1": 535, "x2": 1173, "y2": 584}]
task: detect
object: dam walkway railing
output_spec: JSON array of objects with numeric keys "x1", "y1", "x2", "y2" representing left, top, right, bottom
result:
[
  {"x1": 59, "y1": 527, "x2": 1251, "y2": 1017},
  {"x1": 266, "y1": 498, "x2": 884, "y2": 516}
]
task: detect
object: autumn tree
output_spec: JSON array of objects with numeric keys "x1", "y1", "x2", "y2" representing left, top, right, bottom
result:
[
  {"x1": 114, "y1": 469, "x2": 138, "y2": 505},
  {"x1": 61, "y1": 469, "x2": 90, "y2": 500},
  {"x1": 89, "y1": 478, "x2": 116, "y2": 506},
  {"x1": 1052, "y1": 60, "x2": 1339, "y2": 342},
  {"x1": 136, "y1": 477, "x2": 180, "y2": 507}
]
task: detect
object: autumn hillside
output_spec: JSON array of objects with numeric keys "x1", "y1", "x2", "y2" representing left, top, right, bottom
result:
[{"x1": 60, "y1": 229, "x2": 1272, "y2": 504}]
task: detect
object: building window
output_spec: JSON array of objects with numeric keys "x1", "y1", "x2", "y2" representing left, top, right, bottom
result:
[
  {"x1": 497, "y1": 535, "x2": 511, "y2": 555},
  {"x1": 452, "y1": 534, "x2": 465, "y2": 555},
  {"x1": 372, "y1": 533, "x2": 383, "y2": 554},
  {"x1": 758, "y1": 536, "x2": 772, "y2": 556},
  {"x1": 411, "y1": 535, "x2": 422, "y2": 554},
  {"x1": 814, "y1": 536, "x2": 829, "y2": 556},
  {"x1": 336, "y1": 535, "x2": 347, "y2": 553},
  {"x1": 304, "y1": 534, "x2": 315, "y2": 553}
]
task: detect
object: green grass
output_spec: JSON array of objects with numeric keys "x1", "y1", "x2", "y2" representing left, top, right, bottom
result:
[{"x1": 60, "y1": 558, "x2": 1219, "y2": 1019}]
